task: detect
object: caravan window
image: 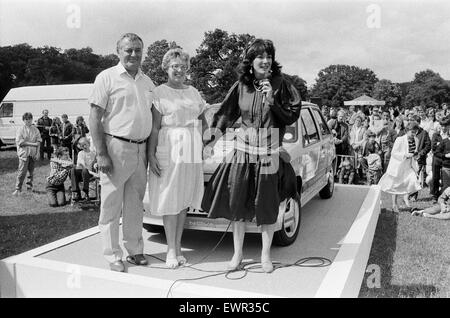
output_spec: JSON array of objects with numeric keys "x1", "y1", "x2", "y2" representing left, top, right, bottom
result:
[{"x1": 0, "y1": 103, "x2": 13, "y2": 117}]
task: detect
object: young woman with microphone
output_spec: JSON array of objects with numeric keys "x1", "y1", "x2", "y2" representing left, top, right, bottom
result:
[{"x1": 202, "y1": 39, "x2": 302, "y2": 273}]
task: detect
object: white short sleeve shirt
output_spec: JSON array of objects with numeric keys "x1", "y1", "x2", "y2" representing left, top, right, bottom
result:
[{"x1": 89, "y1": 63, "x2": 155, "y2": 140}]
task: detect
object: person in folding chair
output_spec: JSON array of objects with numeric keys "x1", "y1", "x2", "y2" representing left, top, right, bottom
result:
[{"x1": 70, "y1": 137, "x2": 97, "y2": 203}]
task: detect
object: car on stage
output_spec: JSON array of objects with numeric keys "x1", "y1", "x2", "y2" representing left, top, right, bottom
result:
[{"x1": 143, "y1": 102, "x2": 336, "y2": 246}]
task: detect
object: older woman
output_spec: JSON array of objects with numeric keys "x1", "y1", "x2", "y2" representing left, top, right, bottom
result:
[
  {"x1": 148, "y1": 48, "x2": 209, "y2": 268},
  {"x1": 201, "y1": 39, "x2": 301, "y2": 273}
]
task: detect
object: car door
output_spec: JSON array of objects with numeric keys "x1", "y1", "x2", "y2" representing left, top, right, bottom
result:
[
  {"x1": 299, "y1": 108, "x2": 321, "y2": 193},
  {"x1": 311, "y1": 107, "x2": 334, "y2": 173}
]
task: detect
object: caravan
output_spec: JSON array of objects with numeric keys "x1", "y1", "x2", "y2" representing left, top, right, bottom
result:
[{"x1": 0, "y1": 84, "x2": 93, "y2": 147}]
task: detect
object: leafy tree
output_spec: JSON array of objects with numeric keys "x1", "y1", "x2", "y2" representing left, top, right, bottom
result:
[
  {"x1": 404, "y1": 69, "x2": 450, "y2": 108},
  {"x1": 310, "y1": 64, "x2": 378, "y2": 108},
  {"x1": 283, "y1": 73, "x2": 308, "y2": 101},
  {"x1": 142, "y1": 40, "x2": 180, "y2": 86},
  {"x1": 372, "y1": 79, "x2": 402, "y2": 108},
  {"x1": 189, "y1": 29, "x2": 255, "y2": 103}
]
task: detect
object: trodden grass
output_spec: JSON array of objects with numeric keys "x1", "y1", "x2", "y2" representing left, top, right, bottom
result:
[
  {"x1": 0, "y1": 148, "x2": 99, "y2": 259},
  {"x1": 1, "y1": 148, "x2": 449, "y2": 297}
]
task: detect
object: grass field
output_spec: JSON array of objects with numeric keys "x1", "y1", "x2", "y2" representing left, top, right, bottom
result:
[{"x1": 1, "y1": 148, "x2": 449, "y2": 297}]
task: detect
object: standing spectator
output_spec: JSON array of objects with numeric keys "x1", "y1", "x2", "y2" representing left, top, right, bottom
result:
[
  {"x1": 72, "y1": 116, "x2": 90, "y2": 165},
  {"x1": 321, "y1": 105, "x2": 330, "y2": 122},
  {"x1": 347, "y1": 105, "x2": 357, "y2": 127},
  {"x1": 409, "y1": 115, "x2": 432, "y2": 200},
  {"x1": 437, "y1": 117, "x2": 450, "y2": 192},
  {"x1": 379, "y1": 113, "x2": 397, "y2": 173},
  {"x1": 60, "y1": 114, "x2": 74, "y2": 159},
  {"x1": 13, "y1": 112, "x2": 41, "y2": 196},
  {"x1": 333, "y1": 110, "x2": 350, "y2": 167},
  {"x1": 46, "y1": 147, "x2": 72, "y2": 207},
  {"x1": 89, "y1": 33, "x2": 154, "y2": 272},
  {"x1": 369, "y1": 106, "x2": 380, "y2": 127},
  {"x1": 420, "y1": 107, "x2": 435, "y2": 137},
  {"x1": 366, "y1": 141, "x2": 383, "y2": 185},
  {"x1": 360, "y1": 130, "x2": 382, "y2": 184},
  {"x1": 393, "y1": 116, "x2": 406, "y2": 137},
  {"x1": 71, "y1": 137, "x2": 97, "y2": 202},
  {"x1": 430, "y1": 125, "x2": 445, "y2": 202},
  {"x1": 49, "y1": 117, "x2": 62, "y2": 152},
  {"x1": 379, "y1": 122, "x2": 422, "y2": 213},
  {"x1": 37, "y1": 109, "x2": 52, "y2": 160},
  {"x1": 441, "y1": 103, "x2": 449, "y2": 117}
]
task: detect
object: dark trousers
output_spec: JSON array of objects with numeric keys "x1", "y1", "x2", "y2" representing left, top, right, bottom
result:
[
  {"x1": 71, "y1": 168, "x2": 92, "y2": 196},
  {"x1": 46, "y1": 183, "x2": 66, "y2": 207},
  {"x1": 40, "y1": 135, "x2": 52, "y2": 159},
  {"x1": 442, "y1": 167, "x2": 450, "y2": 193},
  {"x1": 430, "y1": 159, "x2": 442, "y2": 199},
  {"x1": 62, "y1": 140, "x2": 73, "y2": 159},
  {"x1": 409, "y1": 163, "x2": 426, "y2": 200}
]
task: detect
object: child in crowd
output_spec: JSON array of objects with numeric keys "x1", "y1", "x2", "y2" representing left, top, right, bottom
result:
[
  {"x1": 13, "y1": 112, "x2": 42, "y2": 196},
  {"x1": 338, "y1": 158, "x2": 356, "y2": 184},
  {"x1": 46, "y1": 147, "x2": 72, "y2": 207},
  {"x1": 363, "y1": 130, "x2": 383, "y2": 185},
  {"x1": 412, "y1": 186, "x2": 450, "y2": 220},
  {"x1": 71, "y1": 137, "x2": 97, "y2": 202}
]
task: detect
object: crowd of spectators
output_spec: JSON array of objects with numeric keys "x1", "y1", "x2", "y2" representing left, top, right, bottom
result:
[{"x1": 323, "y1": 102, "x2": 450, "y2": 219}]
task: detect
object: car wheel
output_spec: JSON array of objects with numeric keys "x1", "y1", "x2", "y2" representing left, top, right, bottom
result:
[
  {"x1": 319, "y1": 165, "x2": 335, "y2": 199},
  {"x1": 273, "y1": 197, "x2": 301, "y2": 246},
  {"x1": 143, "y1": 223, "x2": 164, "y2": 233}
]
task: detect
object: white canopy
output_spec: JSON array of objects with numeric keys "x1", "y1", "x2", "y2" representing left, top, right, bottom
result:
[{"x1": 343, "y1": 95, "x2": 385, "y2": 106}]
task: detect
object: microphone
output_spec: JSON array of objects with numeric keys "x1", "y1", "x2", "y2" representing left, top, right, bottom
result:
[{"x1": 261, "y1": 70, "x2": 272, "y2": 104}]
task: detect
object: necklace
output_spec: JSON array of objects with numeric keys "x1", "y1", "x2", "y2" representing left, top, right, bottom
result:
[{"x1": 253, "y1": 79, "x2": 264, "y2": 92}]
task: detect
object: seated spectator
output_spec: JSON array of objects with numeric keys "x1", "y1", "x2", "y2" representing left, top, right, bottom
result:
[
  {"x1": 412, "y1": 186, "x2": 450, "y2": 220},
  {"x1": 71, "y1": 137, "x2": 97, "y2": 202},
  {"x1": 338, "y1": 158, "x2": 356, "y2": 184},
  {"x1": 46, "y1": 147, "x2": 72, "y2": 207}
]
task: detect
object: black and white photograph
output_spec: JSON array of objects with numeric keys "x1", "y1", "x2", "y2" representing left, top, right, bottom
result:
[{"x1": 1, "y1": 0, "x2": 449, "y2": 301}]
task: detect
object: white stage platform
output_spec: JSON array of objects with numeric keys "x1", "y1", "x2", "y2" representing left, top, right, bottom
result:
[{"x1": 0, "y1": 184, "x2": 380, "y2": 298}]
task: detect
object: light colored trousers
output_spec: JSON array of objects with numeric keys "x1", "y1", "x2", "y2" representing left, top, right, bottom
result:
[{"x1": 98, "y1": 136, "x2": 147, "y2": 263}]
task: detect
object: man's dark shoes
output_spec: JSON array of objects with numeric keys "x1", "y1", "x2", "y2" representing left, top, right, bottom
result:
[{"x1": 126, "y1": 254, "x2": 148, "y2": 266}]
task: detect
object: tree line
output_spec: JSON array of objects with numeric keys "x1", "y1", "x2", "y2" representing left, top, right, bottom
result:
[{"x1": 1, "y1": 28, "x2": 449, "y2": 108}]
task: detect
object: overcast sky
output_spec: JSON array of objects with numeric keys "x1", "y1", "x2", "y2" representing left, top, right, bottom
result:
[{"x1": 1, "y1": 0, "x2": 449, "y2": 86}]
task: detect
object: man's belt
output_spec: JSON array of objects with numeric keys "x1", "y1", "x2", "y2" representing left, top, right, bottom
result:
[{"x1": 105, "y1": 133, "x2": 147, "y2": 144}]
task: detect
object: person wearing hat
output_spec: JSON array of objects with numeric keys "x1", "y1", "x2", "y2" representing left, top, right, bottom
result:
[{"x1": 378, "y1": 122, "x2": 422, "y2": 213}]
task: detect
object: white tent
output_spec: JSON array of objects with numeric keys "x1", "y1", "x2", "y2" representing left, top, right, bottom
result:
[{"x1": 343, "y1": 95, "x2": 385, "y2": 106}]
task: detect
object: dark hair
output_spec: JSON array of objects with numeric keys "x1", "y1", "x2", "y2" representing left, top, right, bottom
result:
[
  {"x1": 411, "y1": 114, "x2": 421, "y2": 124},
  {"x1": 237, "y1": 39, "x2": 282, "y2": 89},
  {"x1": 394, "y1": 116, "x2": 405, "y2": 130},
  {"x1": 22, "y1": 112, "x2": 33, "y2": 120},
  {"x1": 406, "y1": 121, "x2": 420, "y2": 131},
  {"x1": 367, "y1": 141, "x2": 377, "y2": 154},
  {"x1": 53, "y1": 146, "x2": 69, "y2": 158},
  {"x1": 76, "y1": 116, "x2": 84, "y2": 125}
]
